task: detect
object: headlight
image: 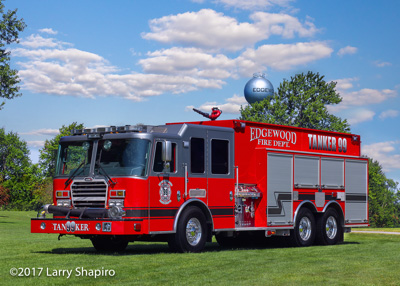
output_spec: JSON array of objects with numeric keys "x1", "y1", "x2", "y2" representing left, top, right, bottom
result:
[
  {"x1": 57, "y1": 200, "x2": 71, "y2": 207},
  {"x1": 109, "y1": 199, "x2": 124, "y2": 208}
]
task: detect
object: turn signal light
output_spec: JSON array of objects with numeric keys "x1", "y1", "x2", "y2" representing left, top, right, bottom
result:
[
  {"x1": 56, "y1": 190, "x2": 70, "y2": 198},
  {"x1": 110, "y1": 190, "x2": 125, "y2": 198}
]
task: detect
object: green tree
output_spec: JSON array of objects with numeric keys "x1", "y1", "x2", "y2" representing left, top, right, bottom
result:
[
  {"x1": 39, "y1": 122, "x2": 84, "y2": 177},
  {"x1": 0, "y1": 127, "x2": 41, "y2": 209},
  {"x1": 0, "y1": 0, "x2": 26, "y2": 110},
  {"x1": 368, "y1": 158, "x2": 400, "y2": 227},
  {"x1": 240, "y1": 71, "x2": 351, "y2": 133}
]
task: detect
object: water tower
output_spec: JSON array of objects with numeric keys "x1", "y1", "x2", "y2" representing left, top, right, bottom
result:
[{"x1": 244, "y1": 73, "x2": 274, "y2": 104}]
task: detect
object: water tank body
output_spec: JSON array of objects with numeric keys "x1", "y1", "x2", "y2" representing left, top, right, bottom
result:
[{"x1": 244, "y1": 73, "x2": 274, "y2": 104}]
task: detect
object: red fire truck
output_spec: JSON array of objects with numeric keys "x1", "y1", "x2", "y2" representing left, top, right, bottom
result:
[{"x1": 31, "y1": 119, "x2": 369, "y2": 252}]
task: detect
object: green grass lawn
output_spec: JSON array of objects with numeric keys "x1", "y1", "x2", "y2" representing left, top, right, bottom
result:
[
  {"x1": 1, "y1": 211, "x2": 400, "y2": 286},
  {"x1": 354, "y1": 227, "x2": 400, "y2": 232}
]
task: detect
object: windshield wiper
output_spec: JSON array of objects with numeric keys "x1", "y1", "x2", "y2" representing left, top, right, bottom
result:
[
  {"x1": 64, "y1": 161, "x2": 85, "y2": 188},
  {"x1": 95, "y1": 161, "x2": 116, "y2": 185}
]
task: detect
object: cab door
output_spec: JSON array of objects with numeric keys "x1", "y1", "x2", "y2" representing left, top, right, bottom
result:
[{"x1": 149, "y1": 139, "x2": 184, "y2": 232}]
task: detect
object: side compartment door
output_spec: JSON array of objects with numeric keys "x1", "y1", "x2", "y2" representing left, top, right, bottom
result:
[
  {"x1": 345, "y1": 160, "x2": 368, "y2": 224},
  {"x1": 267, "y1": 153, "x2": 293, "y2": 226}
]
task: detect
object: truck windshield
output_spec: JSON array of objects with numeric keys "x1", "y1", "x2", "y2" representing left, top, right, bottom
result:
[
  {"x1": 94, "y1": 138, "x2": 151, "y2": 177},
  {"x1": 55, "y1": 141, "x2": 92, "y2": 177}
]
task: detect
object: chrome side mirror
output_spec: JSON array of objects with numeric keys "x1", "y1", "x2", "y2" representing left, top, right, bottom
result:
[{"x1": 162, "y1": 141, "x2": 172, "y2": 162}]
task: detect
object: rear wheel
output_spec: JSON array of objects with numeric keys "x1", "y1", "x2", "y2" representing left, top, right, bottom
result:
[
  {"x1": 316, "y1": 208, "x2": 342, "y2": 245},
  {"x1": 169, "y1": 206, "x2": 207, "y2": 253},
  {"x1": 91, "y1": 236, "x2": 129, "y2": 252},
  {"x1": 289, "y1": 208, "x2": 316, "y2": 247}
]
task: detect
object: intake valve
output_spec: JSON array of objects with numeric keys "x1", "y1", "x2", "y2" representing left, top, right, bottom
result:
[{"x1": 193, "y1": 107, "x2": 222, "y2": 120}]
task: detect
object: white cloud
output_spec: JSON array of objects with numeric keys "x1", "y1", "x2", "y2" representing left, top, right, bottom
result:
[
  {"x1": 373, "y1": 60, "x2": 392, "y2": 68},
  {"x1": 138, "y1": 47, "x2": 236, "y2": 79},
  {"x1": 337, "y1": 46, "x2": 358, "y2": 57},
  {"x1": 237, "y1": 42, "x2": 333, "y2": 72},
  {"x1": 214, "y1": 0, "x2": 295, "y2": 11},
  {"x1": 139, "y1": 42, "x2": 332, "y2": 81},
  {"x1": 188, "y1": 94, "x2": 247, "y2": 114},
  {"x1": 129, "y1": 48, "x2": 141, "y2": 56},
  {"x1": 19, "y1": 34, "x2": 72, "y2": 49},
  {"x1": 341, "y1": 88, "x2": 396, "y2": 107},
  {"x1": 334, "y1": 77, "x2": 359, "y2": 90},
  {"x1": 15, "y1": 42, "x2": 228, "y2": 100},
  {"x1": 15, "y1": 28, "x2": 334, "y2": 100},
  {"x1": 363, "y1": 141, "x2": 400, "y2": 172},
  {"x1": 250, "y1": 12, "x2": 319, "y2": 39},
  {"x1": 142, "y1": 9, "x2": 261, "y2": 52},
  {"x1": 39, "y1": 28, "x2": 58, "y2": 35},
  {"x1": 27, "y1": 141, "x2": 45, "y2": 148},
  {"x1": 328, "y1": 78, "x2": 397, "y2": 113},
  {"x1": 347, "y1": 109, "x2": 375, "y2": 125},
  {"x1": 379, "y1": 109, "x2": 399, "y2": 120},
  {"x1": 22, "y1": 129, "x2": 60, "y2": 136},
  {"x1": 142, "y1": 9, "x2": 319, "y2": 52}
]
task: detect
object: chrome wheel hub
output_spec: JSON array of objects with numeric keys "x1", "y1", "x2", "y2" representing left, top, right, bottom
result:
[
  {"x1": 325, "y1": 216, "x2": 338, "y2": 239},
  {"x1": 299, "y1": 217, "x2": 312, "y2": 241},
  {"x1": 186, "y1": 218, "x2": 202, "y2": 246}
]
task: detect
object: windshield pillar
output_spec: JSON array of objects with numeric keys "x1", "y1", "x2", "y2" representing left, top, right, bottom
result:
[{"x1": 89, "y1": 140, "x2": 99, "y2": 177}]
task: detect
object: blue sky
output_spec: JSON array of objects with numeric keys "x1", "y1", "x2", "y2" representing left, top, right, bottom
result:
[{"x1": 2, "y1": 0, "x2": 399, "y2": 183}]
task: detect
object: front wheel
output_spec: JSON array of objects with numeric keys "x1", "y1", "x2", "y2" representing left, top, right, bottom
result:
[
  {"x1": 289, "y1": 208, "x2": 316, "y2": 247},
  {"x1": 316, "y1": 208, "x2": 343, "y2": 245},
  {"x1": 169, "y1": 206, "x2": 207, "y2": 253}
]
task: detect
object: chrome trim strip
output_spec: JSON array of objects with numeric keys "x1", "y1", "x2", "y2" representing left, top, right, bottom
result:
[
  {"x1": 214, "y1": 226, "x2": 295, "y2": 232},
  {"x1": 184, "y1": 164, "x2": 188, "y2": 199},
  {"x1": 149, "y1": 231, "x2": 175, "y2": 235}
]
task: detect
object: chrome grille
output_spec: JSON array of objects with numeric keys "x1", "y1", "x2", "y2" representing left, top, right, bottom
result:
[{"x1": 71, "y1": 179, "x2": 108, "y2": 208}]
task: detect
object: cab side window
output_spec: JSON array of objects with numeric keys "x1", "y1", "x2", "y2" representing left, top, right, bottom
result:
[
  {"x1": 211, "y1": 139, "x2": 229, "y2": 174},
  {"x1": 191, "y1": 137, "x2": 205, "y2": 174}
]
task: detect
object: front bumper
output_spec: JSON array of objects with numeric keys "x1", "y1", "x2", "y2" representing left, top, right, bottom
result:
[{"x1": 31, "y1": 218, "x2": 144, "y2": 235}]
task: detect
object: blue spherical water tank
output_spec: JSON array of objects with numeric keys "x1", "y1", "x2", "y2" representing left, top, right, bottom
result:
[{"x1": 244, "y1": 73, "x2": 274, "y2": 104}]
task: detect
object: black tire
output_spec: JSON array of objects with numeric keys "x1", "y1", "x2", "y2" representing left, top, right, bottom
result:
[
  {"x1": 316, "y1": 208, "x2": 343, "y2": 245},
  {"x1": 171, "y1": 206, "x2": 207, "y2": 253},
  {"x1": 91, "y1": 236, "x2": 129, "y2": 252},
  {"x1": 289, "y1": 208, "x2": 316, "y2": 247}
]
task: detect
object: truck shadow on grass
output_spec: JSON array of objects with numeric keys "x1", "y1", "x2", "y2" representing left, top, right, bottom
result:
[{"x1": 35, "y1": 240, "x2": 359, "y2": 256}]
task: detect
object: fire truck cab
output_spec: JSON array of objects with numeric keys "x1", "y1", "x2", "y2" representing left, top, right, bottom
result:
[{"x1": 31, "y1": 120, "x2": 368, "y2": 252}]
